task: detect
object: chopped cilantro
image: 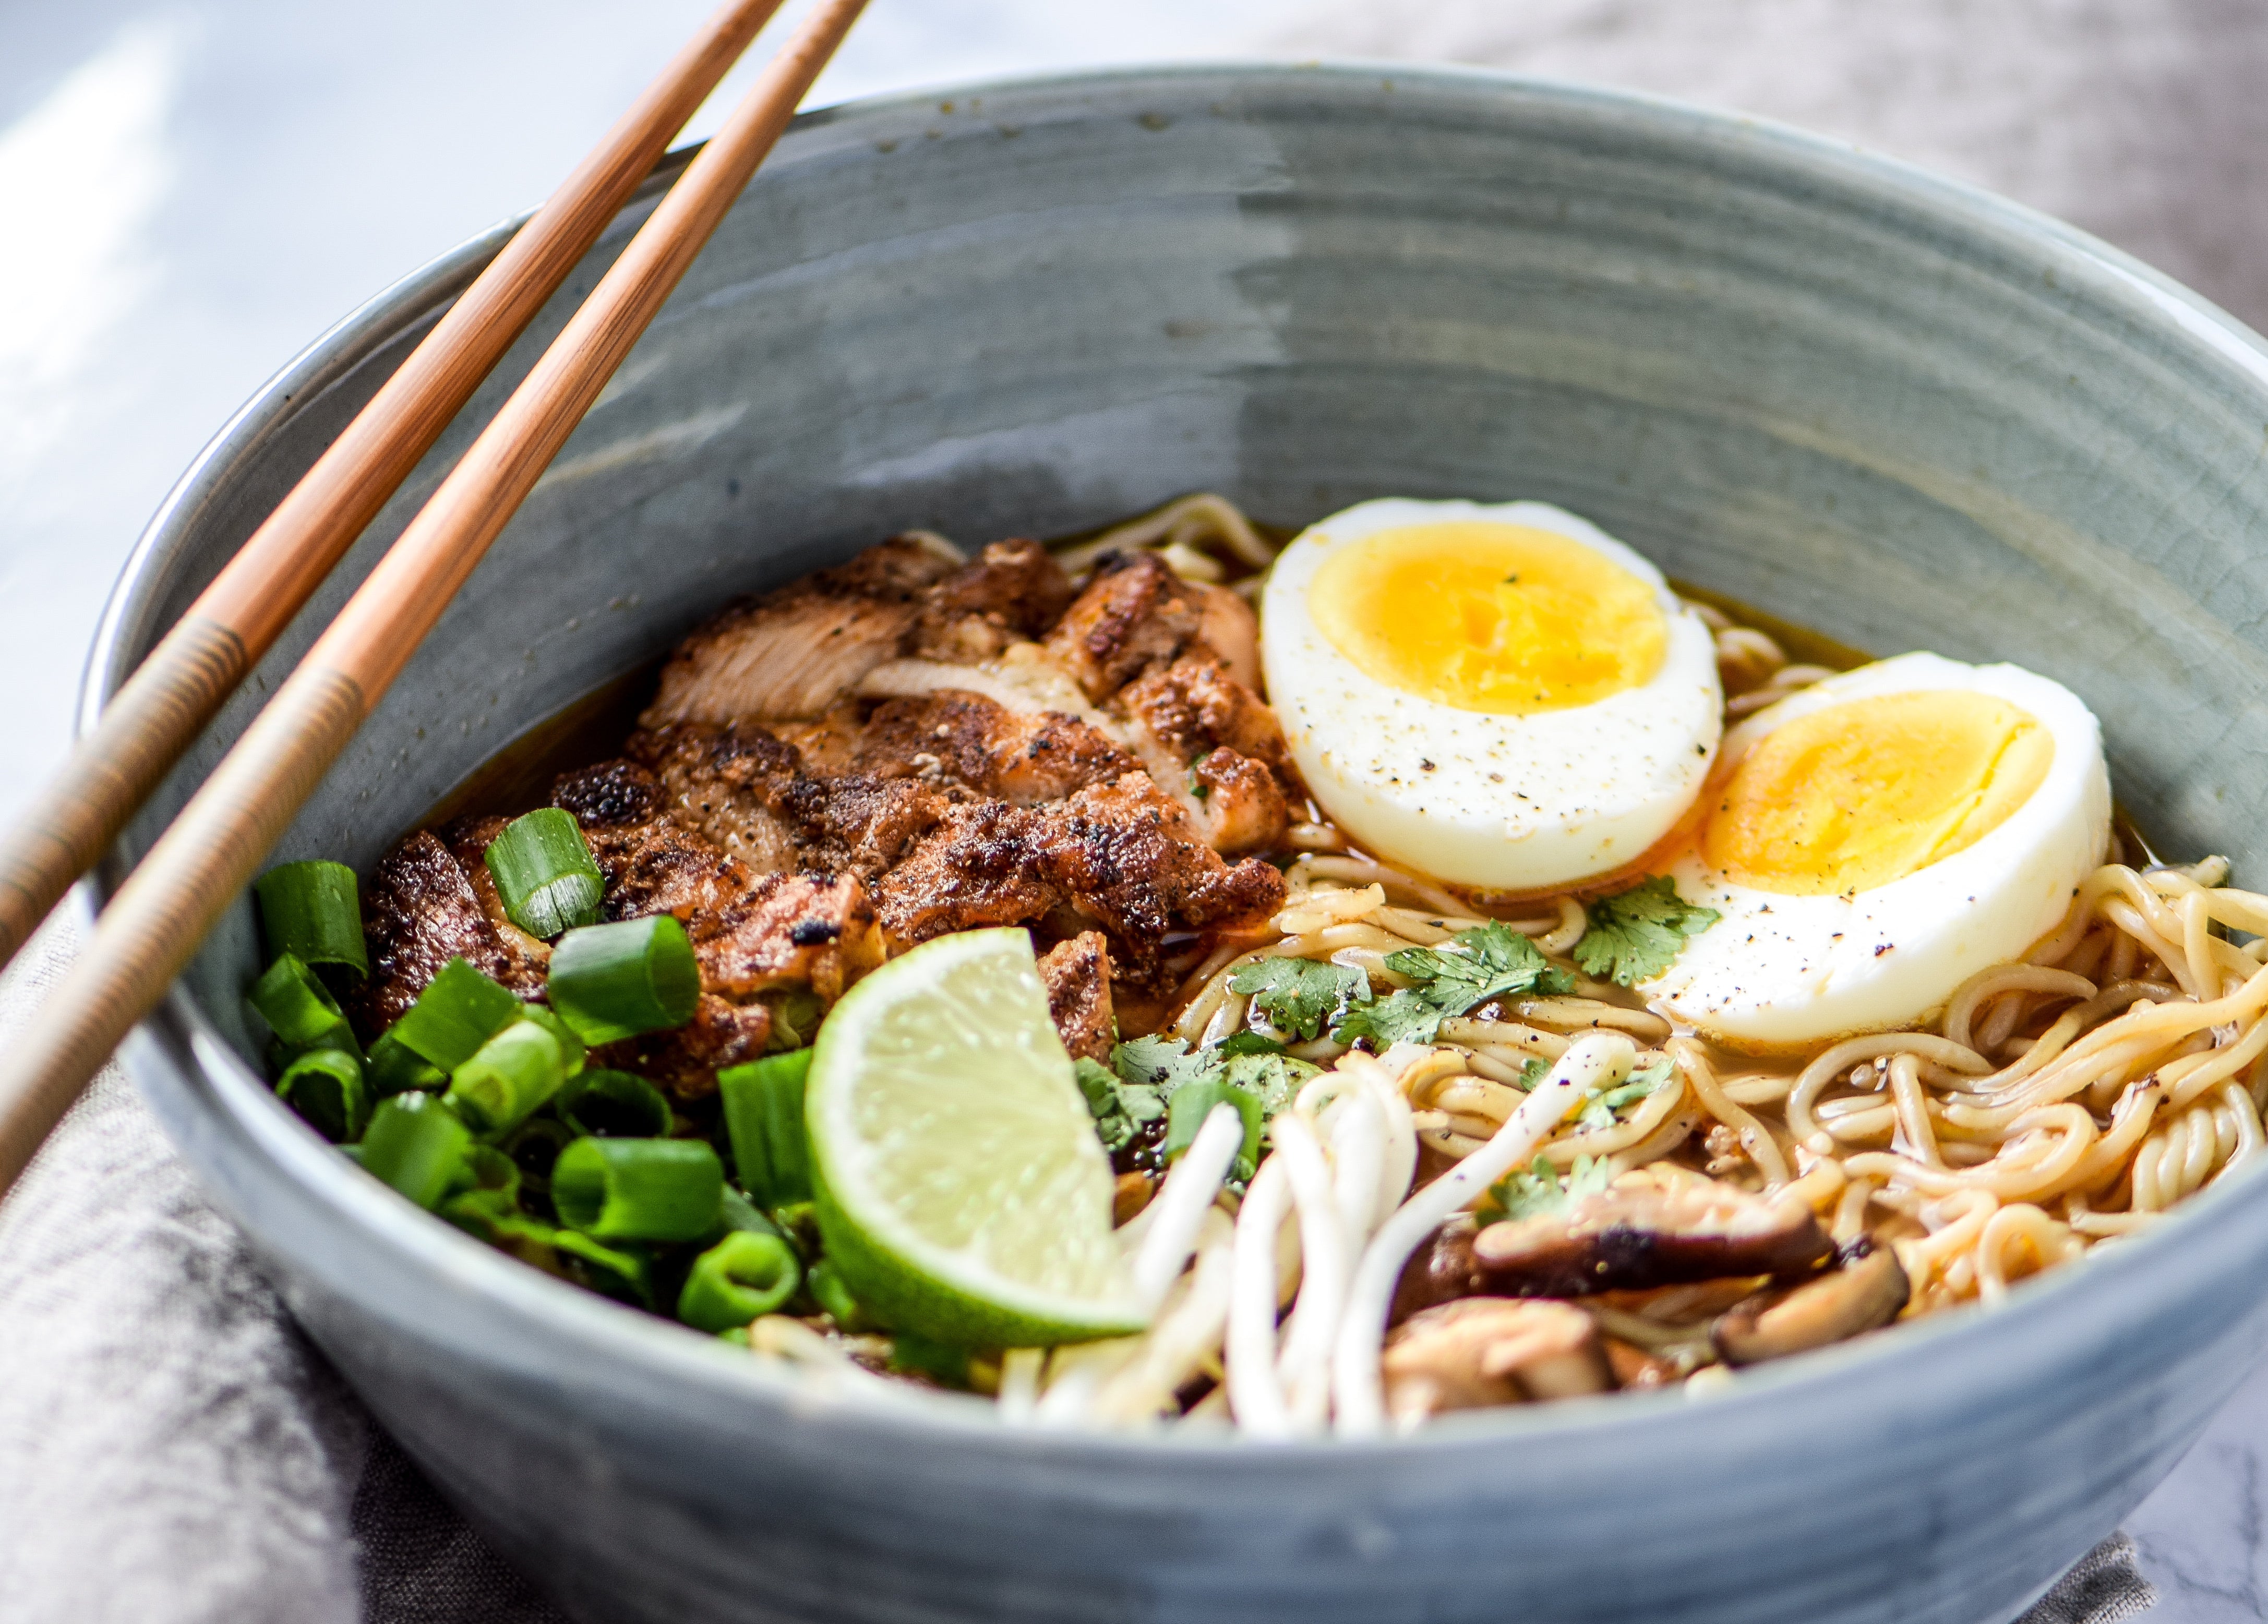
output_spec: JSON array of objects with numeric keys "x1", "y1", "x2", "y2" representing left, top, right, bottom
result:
[
  {"x1": 1517, "y1": 1055, "x2": 1549, "y2": 1090},
  {"x1": 1111, "y1": 1034, "x2": 1214, "y2": 1094},
  {"x1": 1331, "y1": 920, "x2": 1574, "y2": 1048},
  {"x1": 1571, "y1": 876, "x2": 1721, "y2": 987},
  {"x1": 1574, "y1": 1056, "x2": 1674, "y2": 1132},
  {"x1": 1217, "y1": 1031, "x2": 1286, "y2": 1057},
  {"x1": 1075, "y1": 1056, "x2": 1164, "y2": 1152},
  {"x1": 1476, "y1": 1153, "x2": 1610, "y2": 1225},
  {"x1": 1230, "y1": 957, "x2": 1369, "y2": 1041}
]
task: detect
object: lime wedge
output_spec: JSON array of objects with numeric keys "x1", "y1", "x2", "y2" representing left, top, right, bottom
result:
[{"x1": 807, "y1": 929, "x2": 1145, "y2": 1347}]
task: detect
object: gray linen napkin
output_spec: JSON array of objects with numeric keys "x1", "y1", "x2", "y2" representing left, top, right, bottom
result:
[{"x1": 0, "y1": 913, "x2": 2153, "y2": 1622}]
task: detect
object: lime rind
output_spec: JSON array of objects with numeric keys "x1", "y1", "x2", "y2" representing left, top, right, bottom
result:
[{"x1": 807, "y1": 929, "x2": 1145, "y2": 1346}]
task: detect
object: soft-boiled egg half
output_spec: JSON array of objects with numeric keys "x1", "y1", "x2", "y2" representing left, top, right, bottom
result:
[
  {"x1": 1262, "y1": 499, "x2": 1722, "y2": 892},
  {"x1": 1644, "y1": 652, "x2": 2111, "y2": 1050}
]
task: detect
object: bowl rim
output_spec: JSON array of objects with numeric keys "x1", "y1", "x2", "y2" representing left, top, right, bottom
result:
[{"x1": 84, "y1": 57, "x2": 2268, "y2": 1462}]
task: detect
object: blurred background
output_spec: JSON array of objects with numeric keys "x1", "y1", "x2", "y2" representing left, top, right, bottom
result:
[{"x1": 7, "y1": 1, "x2": 2268, "y2": 1615}]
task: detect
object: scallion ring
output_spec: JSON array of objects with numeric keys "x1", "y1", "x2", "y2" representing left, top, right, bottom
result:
[
  {"x1": 546, "y1": 915, "x2": 700, "y2": 1045},
  {"x1": 484, "y1": 809, "x2": 605, "y2": 939},
  {"x1": 247, "y1": 952, "x2": 358, "y2": 1058},
  {"x1": 551, "y1": 1136, "x2": 723, "y2": 1243},
  {"x1": 255, "y1": 860, "x2": 368, "y2": 978},
  {"x1": 276, "y1": 1049, "x2": 368, "y2": 1142},
  {"x1": 388, "y1": 957, "x2": 521, "y2": 1072},
  {"x1": 1166, "y1": 1079, "x2": 1264, "y2": 1183},
  {"x1": 559, "y1": 1068, "x2": 673, "y2": 1138},
  {"x1": 718, "y1": 1048, "x2": 813, "y2": 1210},
  {"x1": 676, "y1": 1230, "x2": 801, "y2": 1332},
  {"x1": 359, "y1": 1092, "x2": 472, "y2": 1209},
  {"x1": 446, "y1": 1019, "x2": 575, "y2": 1137}
]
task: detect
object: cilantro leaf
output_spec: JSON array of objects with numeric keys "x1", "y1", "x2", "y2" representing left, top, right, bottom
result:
[
  {"x1": 1331, "y1": 988, "x2": 1449, "y2": 1049},
  {"x1": 1329, "y1": 920, "x2": 1573, "y2": 1048},
  {"x1": 1111, "y1": 1034, "x2": 1214, "y2": 1094},
  {"x1": 1476, "y1": 1154, "x2": 1611, "y2": 1225},
  {"x1": 1518, "y1": 1055, "x2": 1549, "y2": 1090},
  {"x1": 1571, "y1": 876, "x2": 1720, "y2": 987},
  {"x1": 1229, "y1": 957, "x2": 1370, "y2": 1041},
  {"x1": 1075, "y1": 1056, "x2": 1164, "y2": 1152},
  {"x1": 1574, "y1": 1056, "x2": 1674, "y2": 1132},
  {"x1": 1218, "y1": 1031, "x2": 1286, "y2": 1058}
]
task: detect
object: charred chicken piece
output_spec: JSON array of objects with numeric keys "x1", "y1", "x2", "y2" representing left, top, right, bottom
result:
[
  {"x1": 1382, "y1": 1298, "x2": 1613, "y2": 1423},
  {"x1": 910, "y1": 539, "x2": 1076, "y2": 663},
  {"x1": 1471, "y1": 1164, "x2": 1834, "y2": 1298},
  {"x1": 871, "y1": 772, "x2": 1286, "y2": 981},
  {"x1": 681, "y1": 871, "x2": 883, "y2": 1004},
  {"x1": 1037, "y1": 931, "x2": 1116, "y2": 1063},
  {"x1": 642, "y1": 536, "x2": 962, "y2": 726},
  {"x1": 593, "y1": 993, "x2": 771, "y2": 1101},
  {"x1": 1711, "y1": 1238, "x2": 1911, "y2": 1366},
  {"x1": 358, "y1": 829, "x2": 546, "y2": 1030},
  {"x1": 1044, "y1": 551, "x2": 1207, "y2": 703},
  {"x1": 853, "y1": 691, "x2": 1137, "y2": 805}
]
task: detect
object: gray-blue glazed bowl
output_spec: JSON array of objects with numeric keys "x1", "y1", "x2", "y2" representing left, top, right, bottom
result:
[{"x1": 89, "y1": 63, "x2": 2268, "y2": 1624}]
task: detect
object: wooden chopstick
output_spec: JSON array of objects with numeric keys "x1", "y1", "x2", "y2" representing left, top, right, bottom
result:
[
  {"x1": 0, "y1": 0, "x2": 791, "y2": 979},
  {"x1": 0, "y1": 0, "x2": 871, "y2": 1197}
]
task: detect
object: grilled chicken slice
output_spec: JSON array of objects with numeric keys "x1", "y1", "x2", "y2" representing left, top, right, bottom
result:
[
  {"x1": 358, "y1": 829, "x2": 546, "y2": 1030},
  {"x1": 910, "y1": 539, "x2": 1075, "y2": 663},
  {"x1": 872, "y1": 772, "x2": 1285, "y2": 980},
  {"x1": 854, "y1": 691, "x2": 1137, "y2": 805},
  {"x1": 1038, "y1": 931, "x2": 1116, "y2": 1063},
  {"x1": 643, "y1": 537, "x2": 963, "y2": 727},
  {"x1": 1382, "y1": 1298, "x2": 1612, "y2": 1423},
  {"x1": 593, "y1": 994, "x2": 772, "y2": 1101},
  {"x1": 555, "y1": 757, "x2": 885, "y2": 1000},
  {"x1": 1043, "y1": 551, "x2": 1209, "y2": 703},
  {"x1": 1470, "y1": 1164, "x2": 1834, "y2": 1298}
]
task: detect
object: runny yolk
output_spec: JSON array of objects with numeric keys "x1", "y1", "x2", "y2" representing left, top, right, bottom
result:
[
  {"x1": 1702, "y1": 689, "x2": 2055, "y2": 896},
  {"x1": 1306, "y1": 522, "x2": 1667, "y2": 715}
]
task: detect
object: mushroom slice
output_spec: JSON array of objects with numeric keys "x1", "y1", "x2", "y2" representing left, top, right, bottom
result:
[
  {"x1": 1382, "y1": 1298, "x2": 1612, "y2": 1424},
  {"x1": 1471, "y1": 1163, "x2": 1833, "y2": 1298},
  {"x1": 1711, "y1": 1238, "x2": 1911, "y2": 1367}
]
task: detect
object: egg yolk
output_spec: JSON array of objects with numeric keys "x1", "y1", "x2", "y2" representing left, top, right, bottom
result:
[
  {"x1": 1702, "y1": 690, "x2": 2055, "y2": 897},
  {"x1": 1306, "y1": 522, "x2": 1667, "y2": 715}
]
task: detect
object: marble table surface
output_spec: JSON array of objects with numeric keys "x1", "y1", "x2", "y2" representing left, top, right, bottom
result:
[{"x1": 3, "y1": 2, "x2": 2266, "y2": 1618}]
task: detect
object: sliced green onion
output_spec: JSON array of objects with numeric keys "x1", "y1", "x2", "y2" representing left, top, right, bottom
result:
[
  {"x1": 717, "y1": 1326, "x2": 752, "y2": 1348},
  {"x1": 446, "y1": 1019, "x2": 574, "y2": 1137},
  {"x1": 766, "y1": 987, "x2": 823, "y2": 1051},
  {"x1": 552, "y1": 1230, "x2": 653, "y2": 1307},
  {"x1": 676, "y1": 1230, "x2": 801, "y2": 1332},
  {"x1": 715, "y1": 1185, "x2": 787, "y2": 1244},
  {"x1": 484, "y1": 809, "x2": 604, "y2": 939},
  {"x1": 546, "y1": 916, "x2": 700, "y2": 1045},
  {"x1": 806, "y1": 1257, "x2": 877, "y2": 1332},
  {"x1": 457, "y1": 1141, "x2": 521, "y2": 1202},
  {"x1": 388, "y1": 957, "x2": 521, "y2": 1071},
  {"x1": 366, "y1": 1031, "x2": 445, "y2": 1097},
  {"x1": 255, "y1": 860, "x2": 368, "y2": 978},
  {"x1": 718, "y1": 1048, "x2": 812, "y2": 1209},
  {"x1": 551, "y1": 1136, "x2": 722, "y2": 1242},
  {"x1": 247, "y1": 953, "x2": 358, "y2": 1059},
  {"x1": 1166, "y1": 1079, "x2": 1264, "y2": 1182},
  {"x1": 359, "y1": 1092, "x2": 471, "y2": 1208},
  {"x1": 558, "y1": 1068, "x2": 673, "y2": 1138},
  {"x1": 514, "y1": 1002, "x2": 588, "y2": 1079},
  {"x1": 276, "y1": 1049, "x2": 367, "y2": 1142},
  {"x1": 501, "y1": 1116, "x2": 576, "y2": 1194}
]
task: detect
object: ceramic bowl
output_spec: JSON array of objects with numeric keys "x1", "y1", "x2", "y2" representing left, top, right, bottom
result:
[{"x1": 91, "y1": 64, "x2": 2268, "y2": 1624}]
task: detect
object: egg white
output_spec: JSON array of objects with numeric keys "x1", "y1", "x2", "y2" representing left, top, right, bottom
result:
[
  {"x1": 1642, "y1": 652, "x2": 2112, "y2": 1051},
  {"x1": 1261, "y1": 498, "x2": 1722, "y2": 892}
]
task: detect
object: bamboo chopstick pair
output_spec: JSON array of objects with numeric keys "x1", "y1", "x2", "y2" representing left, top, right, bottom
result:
[{"x1": 0, "y1": 0, "x2": 872, "y2": 1196}]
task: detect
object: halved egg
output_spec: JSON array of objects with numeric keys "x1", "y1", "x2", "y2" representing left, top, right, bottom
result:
[
  {"x1": 1643, "y1": 652, "x2": 2111, "y2": 1050},
  {"x1": 1261, "y1": 498, "x2": 1722, "y2": 892}
]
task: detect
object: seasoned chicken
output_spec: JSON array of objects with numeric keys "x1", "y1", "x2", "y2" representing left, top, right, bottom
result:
[
  {"x1": 1043, "y1": 551, "x2": 1208, "y2": 703},
  {"x1": 643, "y1": 537, "x2": 962, "y2": 727},
  {"x1": 872, "y1": 773, "x2": 1286, "y2": 979},
  {"x1": 1037, "y1": 931, "x2": 1116, "y2": 1063},
  {"x1": 853, "y1": 691, "x2": 1136, "y2": 805},
  {"x1": 910, "y1": 539, "x2": 1076, "y2": 663},
  {"x1": 1382, "y1": 1298, "x2": 1612, "y2": 1424},
  {"x1": 593, "y1": 994, "x2": 772, "y2": 1101},
  {"x1": 358, "y1": 829, "x2": 546, "y2": 1030}
]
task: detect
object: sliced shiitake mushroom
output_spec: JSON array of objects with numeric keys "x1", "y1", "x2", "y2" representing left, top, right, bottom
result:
[
  {"x1": 1711, "y1": 1238, "x2": 1911, "y2": 1367},
  {"x1": 1390, "y1": 1215, "x2": 1481, "y2": 1324},
  {"x1": 1381, "y1": 1298, "x2": 1612, "y2": 1424},
  {"x1": 1471, "y1": 1164, "x2": 1833, "y2": 1298}
]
